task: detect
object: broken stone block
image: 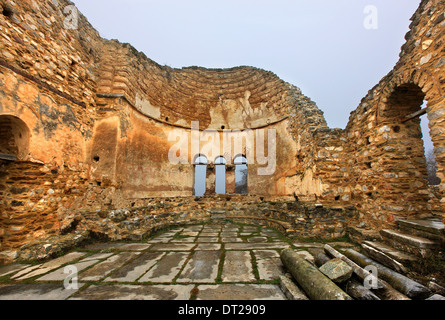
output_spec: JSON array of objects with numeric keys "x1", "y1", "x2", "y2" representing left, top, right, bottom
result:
[
  {"x1": 280, "y1": 249, "x2": 352, "y2": 300},
  {"x1": 319, "y1": 258, "x2": 353, "y2": 284}
]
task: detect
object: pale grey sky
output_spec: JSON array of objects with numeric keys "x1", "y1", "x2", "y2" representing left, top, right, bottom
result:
[{"x1": 72, "y1": 0, "x2": 433, "y2": 152}]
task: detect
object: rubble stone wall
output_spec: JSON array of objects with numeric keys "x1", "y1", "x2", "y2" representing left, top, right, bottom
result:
[{"x1": 0, "y1": 0, "x2": 444, "y2": 258}]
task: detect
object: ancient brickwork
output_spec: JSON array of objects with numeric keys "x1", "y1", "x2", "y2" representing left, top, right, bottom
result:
[
  {"x1": 0, "y1": 0, "x2": 443, "y2": 261},
  {"x1": 343, "y1": 0, "x2": 445, "y2": 228},
  {"x1": 0, "y1": 0, "x2": 102, "y2": 108}
]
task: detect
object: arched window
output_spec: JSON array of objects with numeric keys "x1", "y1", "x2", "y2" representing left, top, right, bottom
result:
[
  {"x1": 215, "y1": 156, "x2": 227, "y2": 194},
  {"x1": 0, "y1": 115, "x2": 30, "y2": 161},
  {"x1": 234, "y1": 155, "x2": 248, "y2": 194},
  {"x1": 194, "y1": 155, "x2": 208, "y2": 197}
]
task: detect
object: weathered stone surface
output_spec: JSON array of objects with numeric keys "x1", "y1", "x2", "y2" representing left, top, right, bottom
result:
[
  {"x1": 345, "y1": 279, "x2": 380, "y2": 300},
  {"x1": 138, "y1": 252, "x2": 189, "y2": 283},
  {"x1": 196, "y1": 284, "x2": 287, "y2": 300},
  {"x1": 104, "y1": 251, "x2": 164, "y2": 282},
  {"x1": 0, "y1": 0, "x2": 444, "y2": 265},
  {"x1": 37, "y1": 259, "x2": 101, "y2": 281},
  {"x1": 0, "y1": 264, "x2": 30, "y2": 278},
  {"x1": 279, "y1": 274, "x2": 309, "y2": 300},
  {"x1": 253, "y1": 250, "x2": 284, "y2": 281},
  {"x1": 296, "y1": 250, "x2": 315, "y2": 265},
  {"x1": 177, "y1": 251, "x2": 220, "y2": 283},
  {"x1": 80, "y1": 252, "x2": 140, "y2": 282},
  {"x1": 221, "y1": 251, "x2": 256, "y2": 282},
  {"x1": 0, "y1": 283, "x2": 84, "y2": 300},
  {"x1": 426, "y1": 294, "x2": 445, "y2": 300},
  {"x1": 314, "y1": 252, "x2": 331, "y2": 267},
  {"x1": 149, "y1": 244, "x2": 196, "y2": 251},
  {"x1": 225, "y1": 243, "x2": 290, "y2": 250},
  {"x1": 344, "y1": 249, "x2": 431, "y2": 299},
  {"x1": 324, "y1": 245, "x2": 410, "y2": 300},
  {"x1": 13, "y1": 252, "x2": 86, "y2": 280},
  {"x1": 361, "y1": 242, "x2": 412, "y2": 274},
  {"x1": 280, "y1": 249, "x2": 352, "y2": 300},
  {"x1": 319, "y1": 258, "x2": 353, "y2": 284},
  {"x1": 70, "y1": 284, "x2": 194, "y2": 300}
]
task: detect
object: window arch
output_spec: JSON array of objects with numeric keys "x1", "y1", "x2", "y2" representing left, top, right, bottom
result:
[
  {"x1": 215, "y1": 156, "x2": 227, "y2": 194},
  {"x1": 194, "y1": 154, "x2": 208, "y2": 197},
  {"x1": 0, "y1": 115, "x2": 30, "y2": 161},
  {"x1": 234, "y1": 155, "x2": 248, "y2": 194}
]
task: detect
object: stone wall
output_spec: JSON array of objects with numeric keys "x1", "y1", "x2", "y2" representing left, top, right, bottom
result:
[
  {"x1": 0, "y1": 0, "x2": 100, "y2": 251},
  {"x1": 342, "y1": 0, "x2": 445, "y2": 228},
  {"x1": 0, "y1": 0, "x2": 444, "y2": 260}
]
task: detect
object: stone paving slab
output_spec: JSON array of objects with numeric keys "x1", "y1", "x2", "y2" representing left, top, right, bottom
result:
[
  {"x1": 10, "y1": 264, "x2": 42, "y2": 280},
  {"x1": 247, "y1": 237, "x2": 269, "y2": 243},
  {"x1": 104, "y1": 251, "x2": 165, "y2": 283},
  {"x1": 70, "y1": 284, "x2": 194, "y2": 300},
  {"x1": 13, "y1": 252, "x2": 87, "y2": 280},
  {"x1": 253, "y1": 250, "x2": 285, "y2": 281},
  {"x1": 171, "y1": 238, "x2": 196, "y2": 243},
  {"x1": 0, "y1": 283, "x2": 84, "y2": 300},
  {"x1": 225, "y1": 243, "x2": 290, "y2": 250},
  {"x1": 0, "y1": 264, "x2": 30, "y2": 278},
  {"x1": 149, "y1": 243, "x2": 196, "y2": 251},
  {"x1": 195, "y1": 244, "x2": 222, "y2": 251},
  {"x1": 177, "y1": 251, "x2": 221, "y2": 283},
  {"x1": 181, "y1": 231, "x2": 200, "y2": 237},
  {"x1": 196, "y1": 284, "x2": 287, "y2": 300},
  {"x1": 196, "y1": 237, "x2": 219, "y2": 243},
  {"x1": 80, "y1": 252, "x2": 140, "y2": 281},
  {"x1": 200, "y1": 232, "x2": 220, "y2": 237},
  {"x1": 183, "y1": 226, "x2": 204, "y2": 232},
  {"x1": 221, "y1": 232, "x2": 239, "y2": 237},
  {"x1": 84, "y1": 243, "x2": 151, "y2": 251},
  {"x1": 80, "y1": 253, "x2": 115, "y2": 262},
  {"x1": 222, "y1": 237, "x2": 243, "y2": 243},
  {"x1": 0, "y1": 223, "x2": 300, "y2": 300},
  {"x1": 222, "y1": 251, "x2": 256, "y2": 282},
  {"x1": 37, "y1": 259, "x2": 101, "y2": 282},
  {"x1": 139, "y1": 252, "x2": 189, "y2": 283}
]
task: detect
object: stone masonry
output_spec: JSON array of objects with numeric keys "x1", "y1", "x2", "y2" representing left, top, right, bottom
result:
[{"x1": 0, "y1": 0, "x2": 444, "y2": 271}]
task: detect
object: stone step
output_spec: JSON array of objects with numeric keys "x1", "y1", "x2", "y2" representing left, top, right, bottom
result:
[
  {"x1": 361, "y1": 241, "x2": 417, "y2": 274},
  {"x1": 397, "y1": 219, "x2": 445, "y2": 245},
  {"x1": 380, "y1": 229, "x2": 441, "y2": 258}
]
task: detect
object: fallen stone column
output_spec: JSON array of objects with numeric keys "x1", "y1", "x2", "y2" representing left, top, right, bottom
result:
[
  {"x1": 345, "y1": 279, "x2": 381, "y2": 300},
  {"x1": 344, "y1": 249, "x2": 431, "y2": 300},
  {"x1": 324, "y1": 245, "x2": 409, "y2": 300},
  {"x1": 314, "y1": 252, "x2": 331, "y2": 267},
  {"x1": 280, "y1": 249, "x2": 352, "y2": 300}
]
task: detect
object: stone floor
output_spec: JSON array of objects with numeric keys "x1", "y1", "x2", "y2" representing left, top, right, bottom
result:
[{"x1": 0, "y1": 223, "x2": 356, "y2": 300}]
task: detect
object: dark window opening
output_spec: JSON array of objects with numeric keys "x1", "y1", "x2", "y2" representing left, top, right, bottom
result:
[
  {"x1": 215, "y1": 156, "x2": 227, "y2": 195},
  {"x1": 335, "y1": 196, "x2": 340, "y2": 201},
  {"x1": 93, "y1": 156, "x2": 100, "y2": 162},
  {"x1": 234, "y1": 155, "x2": 248, "y2": 194},
  {"x1": 194, "y1": 155, "x2": 208, "y2": 197},
  {"x1": 2, "y1": 6, "x2": 14, "y2": 18}
]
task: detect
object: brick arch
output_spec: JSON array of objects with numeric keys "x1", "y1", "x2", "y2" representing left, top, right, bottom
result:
[
  {"x1": 0, "y1": 115, "x2": 30, "y2": 161},
  {"x1": 376, "y1": 67, "x2": 445, "y2": 217},
  {"x1": 382, "y1": 68, "x2": 443, "y2": 105}
]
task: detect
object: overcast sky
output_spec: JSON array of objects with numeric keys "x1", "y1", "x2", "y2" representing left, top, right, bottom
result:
[{"x1": 72, "y1": 0, "x2": 433, "y2": 152}]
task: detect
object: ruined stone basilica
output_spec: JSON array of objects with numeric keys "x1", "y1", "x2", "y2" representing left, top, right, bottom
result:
[{"x1": 0, "y1": 0, "x2": 444, "y2": 269}]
